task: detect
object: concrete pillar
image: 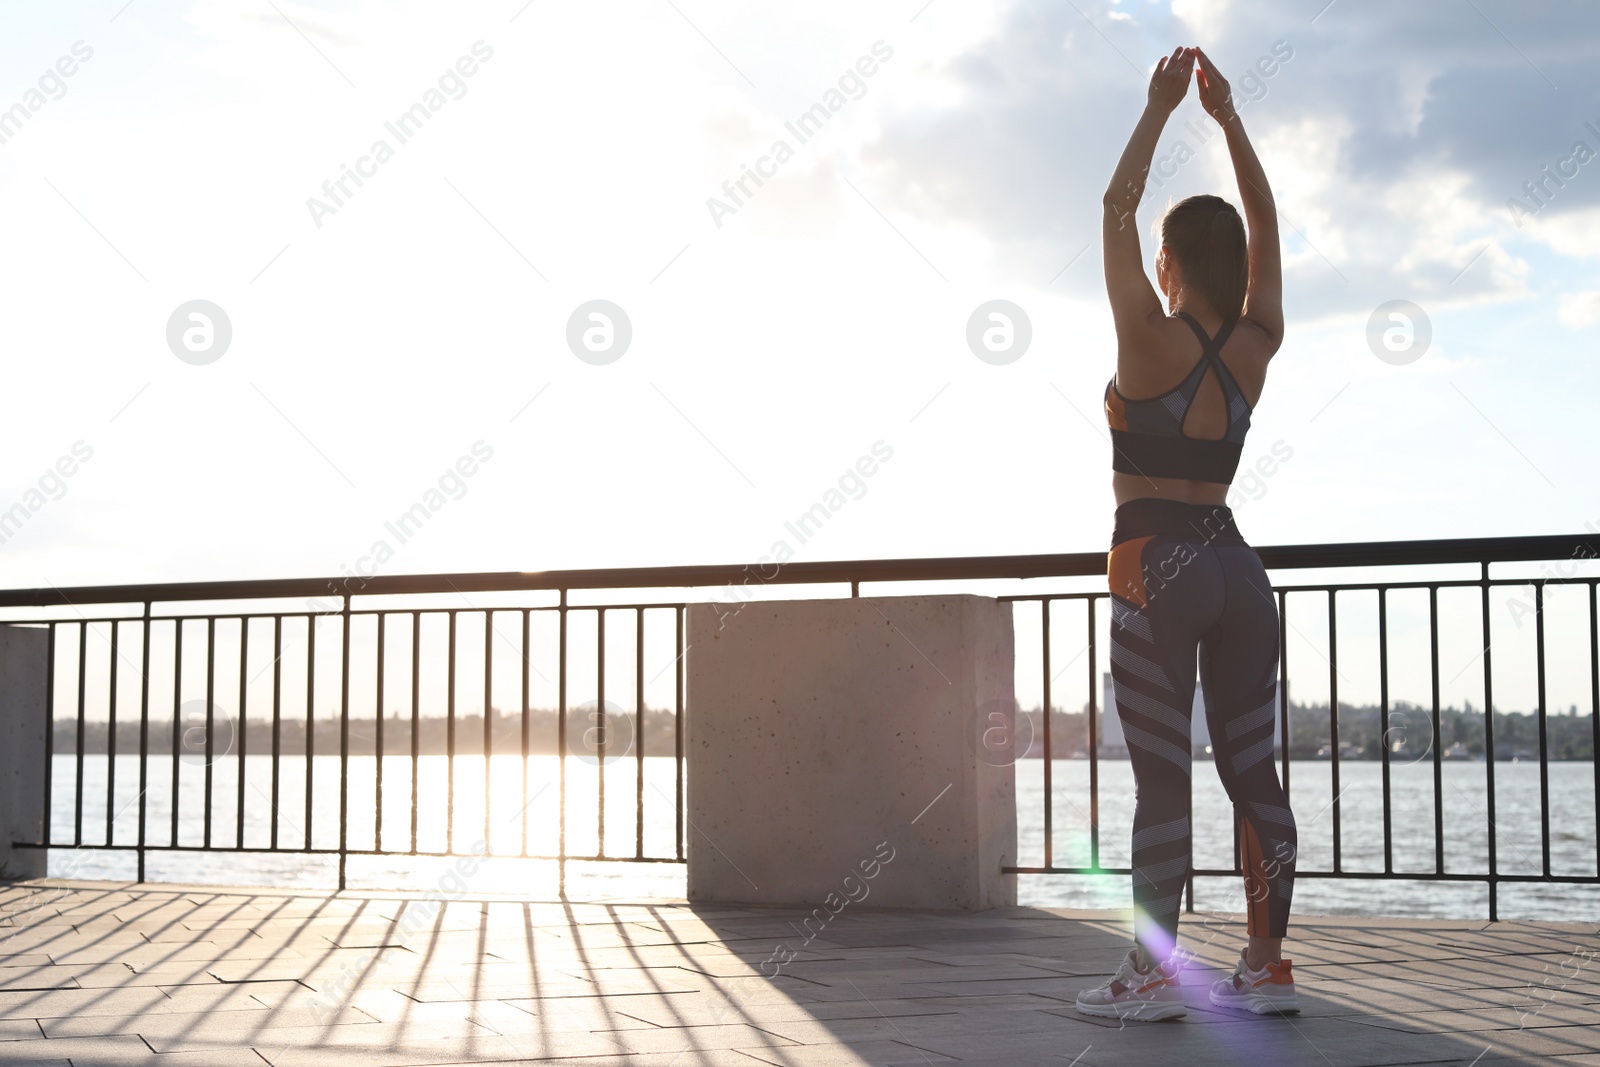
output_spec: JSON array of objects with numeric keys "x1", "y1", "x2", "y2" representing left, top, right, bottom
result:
[
  {"x1": 686, "y1": 595, "x2": 1016, "y2": 911},
  {"x1": 0, "y1": 624, "x2": 49, "y2": 880}
]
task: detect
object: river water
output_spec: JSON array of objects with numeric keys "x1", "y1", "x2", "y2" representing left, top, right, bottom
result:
[{"x1": 43, "y1": 755, "x2": 1598, "y2": 921}]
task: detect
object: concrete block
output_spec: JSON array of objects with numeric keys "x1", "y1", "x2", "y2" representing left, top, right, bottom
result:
[
  {"x1": 0, "y1": 624, "x2": 49, "y2": 880},
  {"x1": 686, "y1": 595, "x2": 1016, "y2": 912}
]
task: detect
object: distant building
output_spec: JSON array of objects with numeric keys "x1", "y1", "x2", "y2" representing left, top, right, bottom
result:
[{"x1": 1100, "y1": 670, "x2": 1282, "y2": 758}]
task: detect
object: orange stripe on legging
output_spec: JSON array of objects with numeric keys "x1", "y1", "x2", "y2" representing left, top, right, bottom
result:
[
  {"x1": 1241, "y1": 819, "x2": 1269, "y2": 936},
  {"x1": 1107, "y1": 536, "x2": 1155, "y2": 607}
]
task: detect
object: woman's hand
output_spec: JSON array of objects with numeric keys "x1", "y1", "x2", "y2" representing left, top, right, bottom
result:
[
  {"x1": 1147, "y1": 45, "x2": 1194, "y2": 114},
  {"x1": 1194, "y1": 47, "x2": 1235, "y2": 124}
]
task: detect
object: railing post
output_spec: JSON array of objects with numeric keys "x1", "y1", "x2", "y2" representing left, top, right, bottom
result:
[
  {"x1": 0, "y1": 624, "x2": 50, "y2": 879},
  {"x1": 1591, "y1": 580, "x2": 1599, "y2": 881},
  {"x1": 339, "y1": 595, "x2": 351, "y2": 892},
  {"x1": 1041, "y1": 600, "x2": 1052, "y2": 874},
  {"x1": 1480, "y1": 562, "x2": 1498, "y2": 921},
  {"x1": 1088, "y1": 597, "x2": 1100, "y2": 872},
  {"x1": 138, "y1": 603, "x2": 151, "y2": 883},
  {"x1": 557, "y1": 588, "x2": 568, "y2": 899}
]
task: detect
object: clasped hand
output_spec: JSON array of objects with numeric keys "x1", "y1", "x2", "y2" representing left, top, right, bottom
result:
[{"x1": 1148, "y1": 44, "x2": 1235, "y2": 124}]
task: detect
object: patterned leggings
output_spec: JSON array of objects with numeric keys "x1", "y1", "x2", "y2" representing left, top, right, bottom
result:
[{"x1": 1107, "y1": 498, "x2": 1297, "y2": 961}]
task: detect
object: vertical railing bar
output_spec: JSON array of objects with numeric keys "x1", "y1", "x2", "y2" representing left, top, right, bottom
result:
[
  {"x1": 171, "y1": 621, "x2": 183, "y2": 849},
  {"x1": 410, "y1": 612, "x2": 421, "y2": 856},
  {"x1": 271, "y1": 616, "x2": 283, "y2": 852},
  {"x1": 1279, "y1": 589, "x2": 1290, "y2": 798},
  {"x1": 597, "y1": 608, "x2": 606, "y2": 859},
  {"x1": 1328, "y1": 591, "x2": 1341, "y2": 873},
  {"x1": 635, "y1": 607, "x2": 645, "y2": 861},
  {"x1": 1087, "y1": 597, "x2": 1100, "y2": 871},
  {"x1": 43, "y1": 624, "x2": 56, "y2": 851},
  {"x1": 1378, "y1": 588, "x2": 1392, "y2": 874},
  {"x1": 558, "y1": 590, "x2": 568, "y2": 896},
  {"x1": 447, "y1": 610, "x2": 457, "y2": 856},
  {"x1": 520, "y1": 609, "x2": 531, "y2": 858},
  {"x1": 1239, "y1": 579, "x2": 1255, "y2": 876},
  {"x1": 203, "y1": 617, "x2": 216, "y2": 850},
  {"x1": 106, "y1": 619, "x2": 119, "y2": 848},
  {"x1": 1481, "y1": 562, "x2": 1498, "y2": 921},
  {"x1": 675, "y1": 605, "x2": 685, "y2": 863},
  {"x1": 236, "y1": 617, "x2": 248, "y2": 851},
  {"x1": 137, "y1": 609, "x2": 151, "y2": 880},
  {"x1": 1041, "y1": 599, "x2": 1053, "y2": 872},
  {"x1": 338, "y1": 596, "x2": 351, "y2": 890},
  {"x1": 1591, "y1": 580, "x2": 1599, "y2": 879},
  {"x1": 74, "y1": 620, "x2": 87, "y2": 847},
  {"x1": 1430, "y1": 586, "x2": 1444, "y2": 875},
  {"x1": 1534, "y1": 580, "x2": 1550, "y2": 877},
  {"x1": 305, "y1": 614, "x2": 316, "y2": 853},
  {"x1": 484, "y1": 610, "x2": 494, "y2": 857},
  {"x1": 375, "y1": 612, "x2": 386, "y2": 853},
  {"x1": 137, "y1": 608, "x2": 151, "y2": 880}
]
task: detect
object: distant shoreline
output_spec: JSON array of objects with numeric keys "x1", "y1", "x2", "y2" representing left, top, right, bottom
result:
[{"x1": 51, "y1": 700, "x2": 1596, "y2": 762}]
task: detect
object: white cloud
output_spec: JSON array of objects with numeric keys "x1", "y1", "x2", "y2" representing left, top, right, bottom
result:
[
  {"x1": 862, "y1": 9, "x2": 1547, "y2": 322},
  {"x1": 1558, "y1": 290, "x2": 1600, "y2": 328},
  {"x1": 1516, "y1": 204, "x2": 1600, "y2": 260}
]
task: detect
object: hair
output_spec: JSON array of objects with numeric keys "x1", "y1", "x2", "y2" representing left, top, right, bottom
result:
[{"x1": 1159, "y1": 194, "x2": 1248, "y2": 320}]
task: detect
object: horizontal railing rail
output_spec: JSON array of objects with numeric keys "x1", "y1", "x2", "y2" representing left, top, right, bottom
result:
[
  {"x1": 7, "y1": 529, "x2": 1597, "y2": 917},
  {"x1": 0, "y1": 532, "x2": 1593, "y2": 608}
]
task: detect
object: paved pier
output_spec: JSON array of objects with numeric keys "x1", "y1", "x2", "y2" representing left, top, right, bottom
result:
[{"x1": 0, "y1": 880, "x2": 1596, "y2": 1066}]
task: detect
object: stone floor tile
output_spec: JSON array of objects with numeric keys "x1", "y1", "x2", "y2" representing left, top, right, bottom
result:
[
  {"x1": 0, "y1": 1035, "x2": 173, "y2": 1065},
  {"x1": 0, "y1": 985, "x2": 176, "y2": 1017},
  {"x1": 442, "y1": 1053, "x2": 770, "y2": 1067},
  {"x1": 739, "y1": 1039, "x2": 960, "y2": 1065},
  {"x1": 0, "y1": 953, "x2": 54, "y2": 969},
  {"x1": 0, "y1": 1018, "x2": 46, "y2": 1041},
  {"x1": 41, "y1": 1003, "x2": 373, "y2": 1039},
  {"x1": 157, "y1": 978, "x2": 307, "y2": 1011},
  {"x1": 59, "y1": 1049, "x2": 269, "y2": 1067}
]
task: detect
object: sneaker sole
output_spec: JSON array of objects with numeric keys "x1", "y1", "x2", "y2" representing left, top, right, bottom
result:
[
  {"x1": 1209, "y1": 989, "x2": 1300, "y2": 1015},
  {"x1": 1075, "y1": 998, "x2": 1188, "y2": 1022}
]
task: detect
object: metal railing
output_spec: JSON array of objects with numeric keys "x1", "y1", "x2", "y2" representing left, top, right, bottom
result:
[
  {"x1": 1000, "y1": 535, "x2": 1600, "y2": 921},
  {"x1": 4, "y1": 531, "x2": 1596, "y2": 916},
  {"x1": 5, "y1": 582, "x2": 697, "y2": 894}
]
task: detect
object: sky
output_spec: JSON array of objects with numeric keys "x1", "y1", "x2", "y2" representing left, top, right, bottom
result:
[{"x1": 1, "y1": 1, "x2": 1598, "y2": 713}]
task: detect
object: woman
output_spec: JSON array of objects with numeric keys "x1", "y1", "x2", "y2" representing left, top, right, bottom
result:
[{"x1": 1073, "y1": 45, "x2": 1299, "y2": 1022}]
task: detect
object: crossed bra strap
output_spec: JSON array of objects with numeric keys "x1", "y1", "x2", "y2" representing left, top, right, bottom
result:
[{"x1": 1174, "y1": 311, "x2": 1240, "y2": 399}]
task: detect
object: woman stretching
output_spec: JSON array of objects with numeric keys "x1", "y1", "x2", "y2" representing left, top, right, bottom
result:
[{"x1": 1074, "y1": 45, "x2": 1298, "y2": 1022}]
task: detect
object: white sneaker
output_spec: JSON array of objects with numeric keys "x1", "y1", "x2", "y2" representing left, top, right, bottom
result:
[
  {"x1": 1208, "y1": 949, "x2": 1300, "y2": 1014},
  {"x1": 1075, "y1": 948, "x2": 1186, "y2": 1022}
]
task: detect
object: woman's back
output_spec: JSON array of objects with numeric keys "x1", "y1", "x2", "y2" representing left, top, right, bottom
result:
[
  {"x1": 1099, "y1": 45, "x2": 1282, "y2": 507},
  {"x1": 1114, "y1": 310, "x2": 1274, "y2": 441}
]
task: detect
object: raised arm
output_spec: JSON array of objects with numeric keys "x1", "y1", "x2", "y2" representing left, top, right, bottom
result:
[
  {"x1": 1195, "y1": 47, "x2": 1282, "y2": 350},
  {"x1": 1102, "y1": 46, "x2": 1193, "y2": 345}
]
